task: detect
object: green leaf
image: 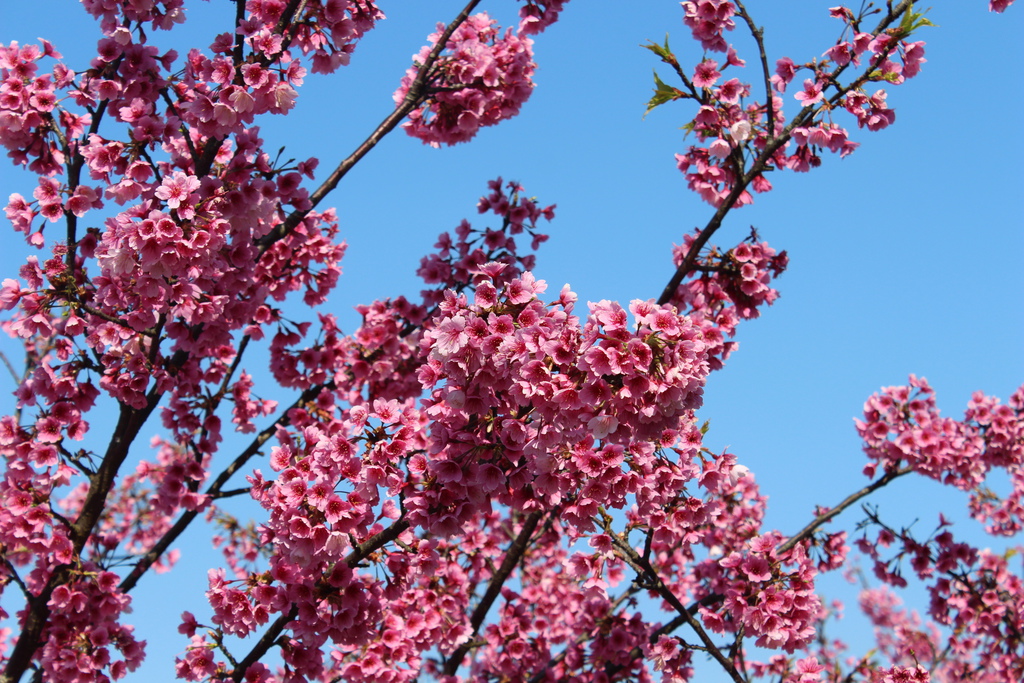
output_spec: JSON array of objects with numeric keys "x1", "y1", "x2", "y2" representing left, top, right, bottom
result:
[
  {"x1": 645, "y1": 70, "x2": 687, "y2": 117},
  {"x1": 898, "y1": 3, "x2": 936, "y2": 35},
  {"x1": 642, "y1": 33, "x2": 678, "y2": 67}
]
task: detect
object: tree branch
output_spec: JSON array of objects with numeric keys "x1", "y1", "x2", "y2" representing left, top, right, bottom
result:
[
  {"x1": 255, "y1": 0, "x2": 484, "y2": 254},
  {"x1": 604, "y1": 466, "x2": 914, "y2": 681},
  {"x1": 608, "y1": 529, "x2": 745, "y2": 683},
  {"x1": 442, "y1": 510, "x2": 545, "y2": 676},
  {"x1": 228, "y1": 518, "x2": 411, "y2": 682},
  {"x1": 119, "y1": 381, "x2": 332, "y2": 593},
  {"x1": 777, "y1": 466, "x2": 911, "y2": 557},
  {"x1": 732, "y1": 1, "x2": 774, "y2": 139},
  {"x1": 656, "y1": 0, "x2": 916, "y2": 307}
]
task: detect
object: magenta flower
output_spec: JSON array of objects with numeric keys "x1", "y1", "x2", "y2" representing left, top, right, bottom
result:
[
  {"x1": 901, "y1": 40, "x2": 927, "y2": 79},
  {"x1": 693, "y1": 58, "x2": 722, "y2": 87},
  {"x1": 826, "y1": 41, "x2": 854, "y2": 66},
  {"x1": 396, "y1": 13, "x2": 537, "y2": 146},
  {"x1": 154, "y1": 171, "x2": 201, "y2": 219},
  {"x1": 794, "y1": 78, "x2": 825, "y2": 106},
  {"x1": 774, "y1": 56, "x2": 797, "y2": 88}
]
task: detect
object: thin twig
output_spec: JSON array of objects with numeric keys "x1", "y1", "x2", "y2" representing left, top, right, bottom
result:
[
  {"x1": 777, "y1": 466, "x2": 911, "y2": 557},
  {"x1": 0, "y1": 350, "x2": 20, "y2": 385},
  {"x1": 732, "y1": 1, "x2": 774, "y2": 139}
]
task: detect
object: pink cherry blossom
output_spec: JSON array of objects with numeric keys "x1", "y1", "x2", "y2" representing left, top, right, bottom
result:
[
  {"x1": 0, "y1": 4, "x2": 1017, "y2": 683},
  {"x1": 395, "y1": 13, "x2": 540, "y2": 147},
  {"x1": 694, "y1": 59, "x2": 722, "y2": 88}
]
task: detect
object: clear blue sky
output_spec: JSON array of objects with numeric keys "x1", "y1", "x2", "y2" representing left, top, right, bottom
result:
[{"x1": 1, "y1": 1, "x2": 1021, "y2": 680}]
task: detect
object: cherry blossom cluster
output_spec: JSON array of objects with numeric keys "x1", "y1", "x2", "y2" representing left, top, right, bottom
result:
[
  {"x1": 189, "y1": 399, "x2": 432, "y2": 680},
  {"x1": 668, "y1": 228, "x2": 788, "y2": 370},
  {"x1": 394, "y1": 12, "x2": 539, "y2": 147},
  {"x1": 744, "y1": 654, "x2": 828, "y2": 683},
  {"x1": 630, "y1": 446, "x2": 832, "y2": 660},
  {"x1": 81, "y1": 0, "x2": 383, "y2": 80},
  {"x1": 0, "y1": 39, "x2": 78, "y2": 180},
  {"x1": 855, "y1": 376, "x2": 1024, "y2": 534},
  {"x1": 2, "y1": 15, "x2": 349, "y2": 433},
  {"x1": 621, "y1": 445, "x2": 848, "y2": 681},
  {"x1": 659, "y1": 3, "x2": 934, "y2": 208},
  {"x1": 415, "y1": 274, "x2": 710, "y2": 537},
  {"x1": 517, "y1": 0, "x2": 570, "y2": 35},
  {"x1": 0, "y1": 416, "x2": 76, "y2": 576},
  {"x1": 36, "y1": 565, "x2": 146, "y2": 682},
  {"x1": 854, "y1": 517, "x2": 1023, "y2": 682},
  {"x1": 682, "y1": 0, "x2": 737, "y2": 53},
  {"x1": 701, "y1": 531, "x2": 824, "y2": 653},
  {"x1": 267, "y1": 179, "x2": 554, "y2": 413},
  {"x1": 204, "y1": 264, "x2": 721, "y2": 678},
  {"x1": 0, "y1": 1, "x2": 1019, "y2": 682},
  {"x1": 169, "y1": 0, "x2": 384, "y2": 140},
  {"x1": 418, "y1": 177, "x2": 554, "y2": 309},
  {"x1": 267, "y1": 299, "x2": 427, "y2": 408}
]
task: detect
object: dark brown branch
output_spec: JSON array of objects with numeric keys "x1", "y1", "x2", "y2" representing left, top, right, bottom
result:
[
  {"x1": 233, "y1": 0, "x2": 246, "y2": 68},
  {"x1": 0, "y1": 559, "x2": 29, "y2": 601},
  {"x1": 77, "y1": 304, "x2": 156, "y2": 336},
  {"x1": 274, "y1": 0, "x2": 310, "y2": 58},
  {"x1": 119, "y1": 381, "x2": 332, "y2": 593},
  {"x1": 345, "y1": 518, "x2": 412, "y2": 565},
  {"x1": 255, "y1": 0, "x2": 484, "y2": 255},
  {"x1": 777, "y1": 466, "x2": 911, "y2": 557},
  {"x1": 443, "y1": 510, "x2": 545, "y2": 676},
  {"x1": 229, "y1": 518, "x2": 411, "y2": 682},
  {"x1": 733, "y1": 1, "x2": 774, "y2": 140},
  {"x1": 656, "y1": 0, "x2": 916, "y2": 307},
  {"x1": 195, "y1": 136, "x2": 224, "y2": 178},
  {"x1": 212, "y1": 487, "x2": 251, "y2": 500},
  {"x1": 274, "y1": 0, "x2": 307, "y2": 36}
]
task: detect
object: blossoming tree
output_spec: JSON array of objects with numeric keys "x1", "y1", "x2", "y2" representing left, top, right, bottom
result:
[{"x1": 0, "y1": 1, "x2": 1020, "y2": 682}]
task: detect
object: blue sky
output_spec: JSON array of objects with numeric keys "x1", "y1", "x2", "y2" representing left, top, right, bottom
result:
[{"x1": 1, "y1": 1, "x2": 1022, "y2": 680}]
